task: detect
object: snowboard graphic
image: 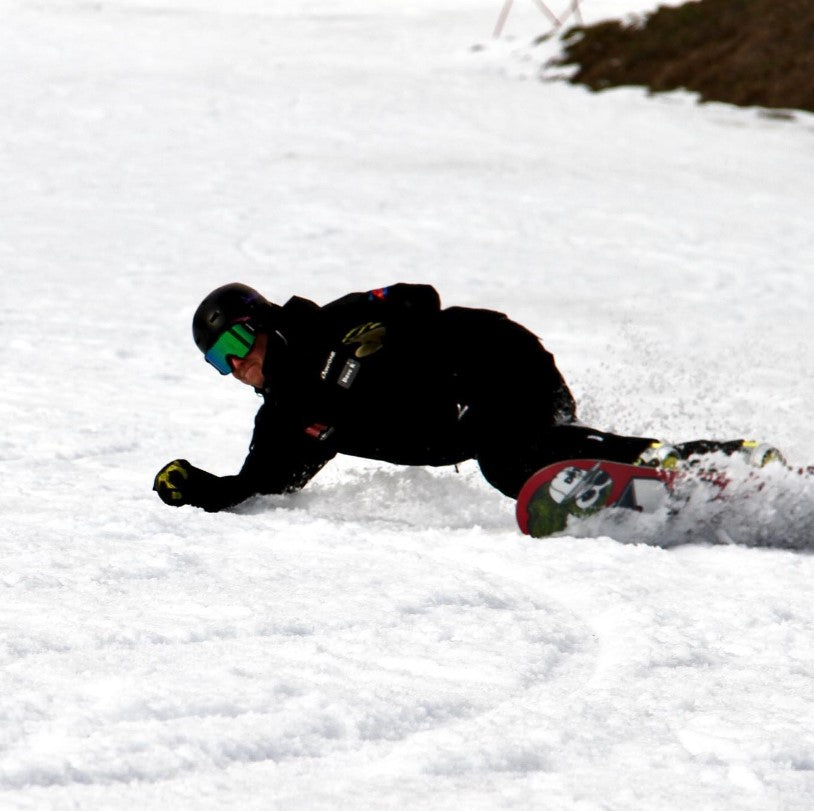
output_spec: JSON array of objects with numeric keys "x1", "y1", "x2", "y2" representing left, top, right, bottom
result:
[
  {"x1": 517, "y1": 456, "x2": 814, "y2": 540},
  {"x1": 516, "y1": 459, "x2": 675, "y2": 538}
]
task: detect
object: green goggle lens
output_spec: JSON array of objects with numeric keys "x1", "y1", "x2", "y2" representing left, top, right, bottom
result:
[{"x1": 204, "y1": 323, "x2": 257, "y2": 374}]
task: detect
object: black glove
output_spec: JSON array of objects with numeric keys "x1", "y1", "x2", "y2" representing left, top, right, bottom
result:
[
  {"x1": 153, "y1": 459, "x2": 196, "y2": 506},
  {"x1": 153, "y1": 459, "x2": 247, "y2": 511},
  {"x1": 154, "y1": 458, "x2": 224, "y2": 509}
]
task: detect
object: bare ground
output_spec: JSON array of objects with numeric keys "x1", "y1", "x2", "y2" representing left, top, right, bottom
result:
[{"x1": 552, "y1": 0, "x2": 814, "y2": 113}]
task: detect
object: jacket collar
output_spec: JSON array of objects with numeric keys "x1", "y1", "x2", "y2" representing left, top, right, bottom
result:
[{"x1": 258, "y1": 295, "x2": 322, "y2": 399}]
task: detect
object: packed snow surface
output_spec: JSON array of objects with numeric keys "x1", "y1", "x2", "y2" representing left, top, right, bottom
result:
[{"x1": 2, "y1": 0, "x2": 813, "y2": 808}]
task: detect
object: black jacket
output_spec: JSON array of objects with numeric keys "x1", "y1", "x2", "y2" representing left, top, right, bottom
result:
[{"x1": 191, "y1": 283, "x2": 573, "y2": 510}]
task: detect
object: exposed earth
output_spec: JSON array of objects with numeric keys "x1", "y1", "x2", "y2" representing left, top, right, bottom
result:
[{"x1": 553, "y1": 0, "x2": 814, "y2": 113}]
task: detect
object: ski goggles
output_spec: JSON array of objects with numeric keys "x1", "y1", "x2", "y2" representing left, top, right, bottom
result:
[{"x1": 204, "y1": 322, "x2": 257, "y2": 374}]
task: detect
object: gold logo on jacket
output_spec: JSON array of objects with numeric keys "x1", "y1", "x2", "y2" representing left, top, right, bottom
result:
[{"x1": 342, "y1": 322, "x2": 386, "y2": 358}]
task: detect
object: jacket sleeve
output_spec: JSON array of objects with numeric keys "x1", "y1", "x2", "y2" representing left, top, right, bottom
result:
[
  {"x1": 184, "y1": 404, "x2": 336, "y2": 512},
  {"x1": 238, "y1": 404, "x2": 337, "y2": 496}
]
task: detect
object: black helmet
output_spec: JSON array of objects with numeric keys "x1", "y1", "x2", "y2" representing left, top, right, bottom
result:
[{"x1": 192, "y1": 283, "x2": 278, "y2": 354}]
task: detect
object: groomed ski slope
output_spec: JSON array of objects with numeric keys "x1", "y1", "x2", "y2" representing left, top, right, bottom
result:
[{"x1": 1, "y1": 0, "x2": 813, "y2": 808}]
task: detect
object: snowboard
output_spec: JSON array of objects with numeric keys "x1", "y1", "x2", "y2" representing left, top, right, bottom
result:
[{"x1": 516, "y1": 459, "x2": 680, "y2": 538}]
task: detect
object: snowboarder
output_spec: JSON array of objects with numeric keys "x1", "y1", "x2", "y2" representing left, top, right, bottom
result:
[{"x1": 154, "y1": 283, "x2": 781, "y2": 512}]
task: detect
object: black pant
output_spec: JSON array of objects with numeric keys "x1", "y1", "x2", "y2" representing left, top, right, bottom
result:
[
  {"x1": 440, "y1": 307, "x2": 656, "y2": 498},
  {"x1": 441, "y1": 309, "x2": 653, "y2": 497},
  {"x1": 477, "y1": 424, "x2": 656, "y2": 498}
]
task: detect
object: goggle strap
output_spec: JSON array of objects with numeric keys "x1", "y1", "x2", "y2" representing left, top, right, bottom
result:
[{"x1": 229, "y1": 322, "x2": 255, "y2": 348}]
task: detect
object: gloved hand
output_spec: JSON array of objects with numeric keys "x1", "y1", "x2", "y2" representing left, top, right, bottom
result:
[
  {"x1": 153, "y1": 459, "x2": 197, "y2": 506},
  {"x1": 153, "y1": 459, "x2": 239, "y2": 511}
]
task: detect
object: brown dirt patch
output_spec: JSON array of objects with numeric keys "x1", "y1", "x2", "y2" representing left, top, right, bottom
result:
[{"x1": 553, "y1": 0, "x2": 814, "y2": 113}]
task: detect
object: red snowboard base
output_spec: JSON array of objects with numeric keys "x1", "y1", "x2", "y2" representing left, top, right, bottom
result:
[{"x1": 516, "y1": 459, "x2": 674, "y2": 538}]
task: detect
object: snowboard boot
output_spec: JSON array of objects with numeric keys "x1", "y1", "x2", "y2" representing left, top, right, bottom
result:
[
  {"x1": 674, "y1": 439, "x2": 786, "y2": 468},
  {"x1": 636, "y1": 439, "x2": 786, "y2": 470},
  {"x1": 737, "y1": 440, "x2": 786, "y2": 468},
  {"x1": 635, "y1": 441, "x2": 681, "y2": 469}
]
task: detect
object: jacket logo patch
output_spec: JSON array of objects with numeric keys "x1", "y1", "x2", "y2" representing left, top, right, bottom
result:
[
  {"x1": 368, "y1": 287, "x2": 389, "y2": 301},
  {"x1": 305, "y1": 422, "x2": 335, "y2": 441},
  {"x1": 337, "y1": 359, "x2": 360, "y2": 389},
  {"x1": 320, "y1": 350, "x2": 337, "y2": 380},
  {"x1": 342, "y1": 322, "x2": 386, "y2": 358}
]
